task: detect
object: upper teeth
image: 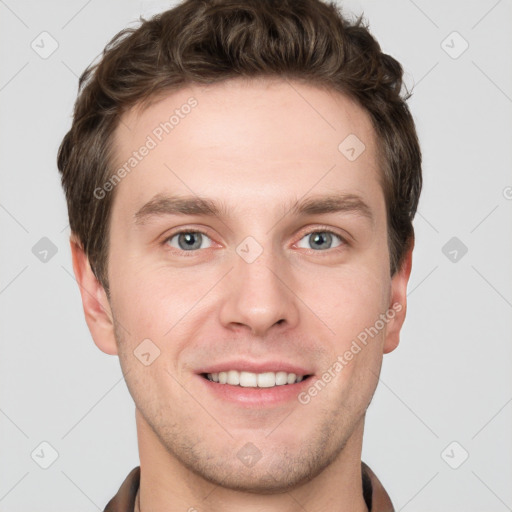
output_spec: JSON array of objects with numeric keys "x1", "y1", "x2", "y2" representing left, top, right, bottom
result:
[{"x1": 207, "y1": 370, "x2": 305, "y2": 387}]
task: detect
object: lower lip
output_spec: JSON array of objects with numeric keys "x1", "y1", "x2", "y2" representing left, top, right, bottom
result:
[{"x1": 197, "y1": 374, "x2": 313, "y2": 407}]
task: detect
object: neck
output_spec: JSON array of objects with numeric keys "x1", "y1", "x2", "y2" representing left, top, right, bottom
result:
[{"x1": 135, "y1": 410, "x2": 369, "y2": 512}]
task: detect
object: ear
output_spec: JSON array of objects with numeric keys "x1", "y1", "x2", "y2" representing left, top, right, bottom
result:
[
  {"x1": 70, "y1": 236, "x2": 118, "y2": 355},
  {"x1": 383, "y1": 244, "x2": 413, "y2": 354}
]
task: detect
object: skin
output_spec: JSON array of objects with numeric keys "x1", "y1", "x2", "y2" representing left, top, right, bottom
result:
[{"x1": 71, "y1": 78, "x2": 412, "y2": 512}]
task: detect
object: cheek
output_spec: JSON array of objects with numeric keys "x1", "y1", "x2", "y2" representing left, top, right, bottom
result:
[
  {"x1": 111, "y1": 260, "x2": 190, "y2": 332},
  {"x1": 110, "y1": 261, "x2": 218, "y2": 374},
  {"x1": 321, "y1": 264, "x2": 390, "y2": 396},
  {"x1": 305, "y1": 263, "x2": 390, "y2": 341}
]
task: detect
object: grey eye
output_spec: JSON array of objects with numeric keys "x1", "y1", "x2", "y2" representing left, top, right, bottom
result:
[
  {"x1": 296, "y1": 231, "x2": 343, "y2": 251},
  {"x1": 167, "y1": 232, "x2": 212, "y2": 251}
]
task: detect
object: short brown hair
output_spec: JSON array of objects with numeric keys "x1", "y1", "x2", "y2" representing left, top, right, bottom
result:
[{"x1": 57, "y1": 0, "x2": 422, "y2": 295}]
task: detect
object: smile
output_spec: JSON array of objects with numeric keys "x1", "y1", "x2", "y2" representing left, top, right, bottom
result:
[{"x1": 202, "y1": 370, "x2": 311, "y2": 387}]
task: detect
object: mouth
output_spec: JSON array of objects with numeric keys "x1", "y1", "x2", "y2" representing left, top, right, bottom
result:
[
  {"x1": 196, "y1": 360, "x2": 315, "y2": 406},
  {"x1": 200, "y1": 370, "x2": 313, "y2": 388}
]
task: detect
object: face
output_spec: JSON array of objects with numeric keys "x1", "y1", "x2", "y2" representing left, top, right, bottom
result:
[{"x1": 75, "y1": 78, "x2": 410, "y2": 492}]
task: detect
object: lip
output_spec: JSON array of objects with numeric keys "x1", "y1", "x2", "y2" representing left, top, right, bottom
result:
[
  {"x1": 195, "y1": 359, "x2": 313, "y2": 376},
  {"x1": 197, "y1": 372, "x2": 314, "y2": 407}
]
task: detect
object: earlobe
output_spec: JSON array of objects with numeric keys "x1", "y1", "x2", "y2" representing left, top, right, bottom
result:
[
  {"x1": 383, "y1": 246, "x2": 413, "y2": 354},
  {"x1": 70, "y1": 236, "x2": 118, "y2": 355}
]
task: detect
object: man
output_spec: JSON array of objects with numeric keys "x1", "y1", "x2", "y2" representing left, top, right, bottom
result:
[{"x1": 57, "y1": 0, "x2": 421, "y2": 510}]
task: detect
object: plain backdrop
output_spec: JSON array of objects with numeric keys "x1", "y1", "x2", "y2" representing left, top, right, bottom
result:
[{"x1": 0, "y1": 0, "x2": 511, "y2": 511}]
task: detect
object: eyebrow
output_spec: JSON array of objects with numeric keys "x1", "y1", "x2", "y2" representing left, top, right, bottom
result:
[
  {"x1": 133, "y1": 192, "x2": 374, "y2": 225},
  {"x1": 134, "y1": 194, "x2": 225, "y2": 225}
]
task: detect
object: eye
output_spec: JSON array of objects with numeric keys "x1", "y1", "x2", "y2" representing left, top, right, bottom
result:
[
  {"x1": 165, "y1": 231, "x2": 213, "y2": 251},
  {"x1": 296, "y1": 230, "x2": 344, "y2": 251}
]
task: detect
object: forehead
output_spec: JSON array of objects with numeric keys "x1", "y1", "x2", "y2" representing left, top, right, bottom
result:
[{"x1": 110, "y1": 78, "x2": 383, "y2": 219}]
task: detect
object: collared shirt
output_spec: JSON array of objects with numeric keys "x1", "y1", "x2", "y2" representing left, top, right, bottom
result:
[{"x1": 103, "y1": 462, "x2": 394, "y2": 511}]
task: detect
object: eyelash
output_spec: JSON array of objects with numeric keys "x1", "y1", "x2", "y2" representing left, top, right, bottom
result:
[{"x1": 162, "y1": 227, "x2": 349, "y2": 254}]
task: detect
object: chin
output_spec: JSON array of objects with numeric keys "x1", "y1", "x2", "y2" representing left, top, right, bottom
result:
[{"x1": 158, "y1": 427, "x2": 346, "y2": 494}]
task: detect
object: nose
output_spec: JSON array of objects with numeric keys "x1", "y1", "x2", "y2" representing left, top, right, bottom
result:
[{"x1": 218, "y1": 247, "x2": 300, "y2": 337}]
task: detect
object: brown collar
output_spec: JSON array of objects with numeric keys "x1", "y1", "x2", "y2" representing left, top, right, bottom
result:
[{"x1": 104, "y1": 462, "x2": 394, "y2": 511}]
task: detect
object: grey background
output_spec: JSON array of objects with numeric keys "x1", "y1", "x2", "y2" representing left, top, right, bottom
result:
[{"x1": 1, "y1": 0, "x2": 511, "y2": 510}]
